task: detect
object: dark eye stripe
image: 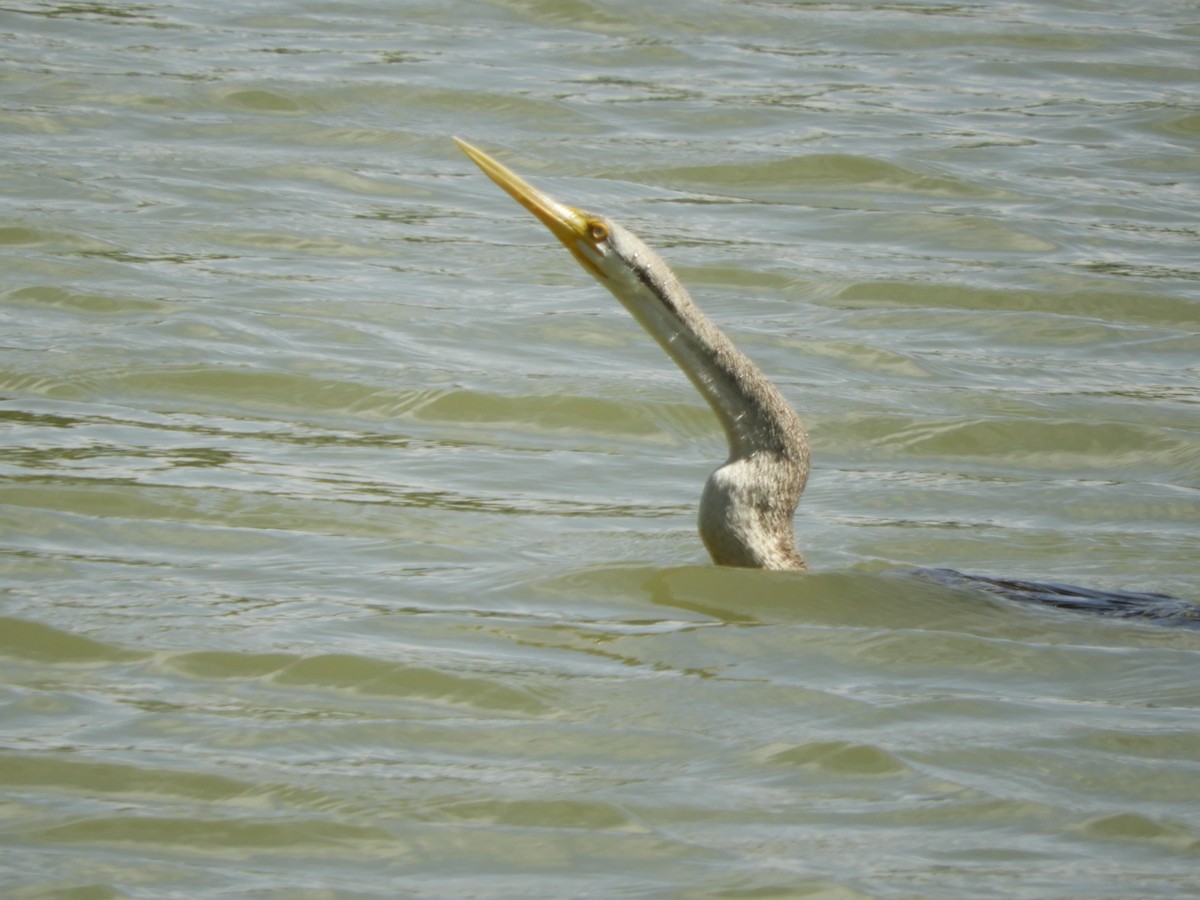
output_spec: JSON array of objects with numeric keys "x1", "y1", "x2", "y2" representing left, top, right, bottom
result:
[
  {"x1": 608, "y1": 225, "x2": 682, "y2": 317},
  {"x1": 631, "y1": 259, "x2": 679, "y2": 315}
]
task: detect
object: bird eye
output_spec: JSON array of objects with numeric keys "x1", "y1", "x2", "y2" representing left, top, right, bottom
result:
[{"x1": 588, "y1": 222, "x2": 609, "y2": 242}]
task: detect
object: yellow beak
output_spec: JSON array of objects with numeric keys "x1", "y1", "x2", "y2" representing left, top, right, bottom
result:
[{"x1": 454, "y1": 137, "x2": 598, "y2": 272}]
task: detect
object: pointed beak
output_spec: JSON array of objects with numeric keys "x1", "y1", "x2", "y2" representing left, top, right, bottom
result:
[{"x1": 454, "y1": 137, "x2": 597, "y2": 266}]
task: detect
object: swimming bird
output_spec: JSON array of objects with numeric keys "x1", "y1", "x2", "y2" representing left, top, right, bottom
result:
[{"x1": 455, "y1": 138, "x2": 1197, "y2": 626}]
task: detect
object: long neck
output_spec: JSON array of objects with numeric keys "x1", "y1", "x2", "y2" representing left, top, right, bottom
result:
[{"x1": 599, "y1": 222, "x2": 811, "y2": 570}]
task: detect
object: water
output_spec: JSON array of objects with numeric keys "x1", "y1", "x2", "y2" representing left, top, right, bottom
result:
[{"x1": 2, "y1": 0, "x2": 1198, "y2": 895}]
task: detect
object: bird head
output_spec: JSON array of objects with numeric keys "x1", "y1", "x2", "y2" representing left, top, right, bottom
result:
[{"x1": 454, "y1": 137, "x2": 614, "y2": 282}]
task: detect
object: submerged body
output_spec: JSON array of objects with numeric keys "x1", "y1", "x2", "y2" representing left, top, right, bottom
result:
[
  {"x1": 913, "y1": 569, "x2": 1199, "y2": 627},
  {"x1": 455, "y1": 138, "x2": 1196, "y2": 626}
]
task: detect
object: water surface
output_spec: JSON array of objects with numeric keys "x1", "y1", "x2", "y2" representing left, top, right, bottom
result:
[{"x1": 2, "y1": 0, "x2": 1198, "y2": 896}]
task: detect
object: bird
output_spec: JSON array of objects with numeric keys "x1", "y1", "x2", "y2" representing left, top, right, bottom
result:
[{"x1": 454, "y1": 138, "x2": 1197, "y2": 626}]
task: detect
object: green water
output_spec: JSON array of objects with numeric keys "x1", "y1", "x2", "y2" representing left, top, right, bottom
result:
[{"x1": 2, "y1": 1, "x2": 1198, "y2": 896}]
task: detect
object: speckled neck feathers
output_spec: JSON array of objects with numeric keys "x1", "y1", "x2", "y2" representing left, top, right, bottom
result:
[{"x1": 594, "y1": 219, "x2": 810, "y2": 570}]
